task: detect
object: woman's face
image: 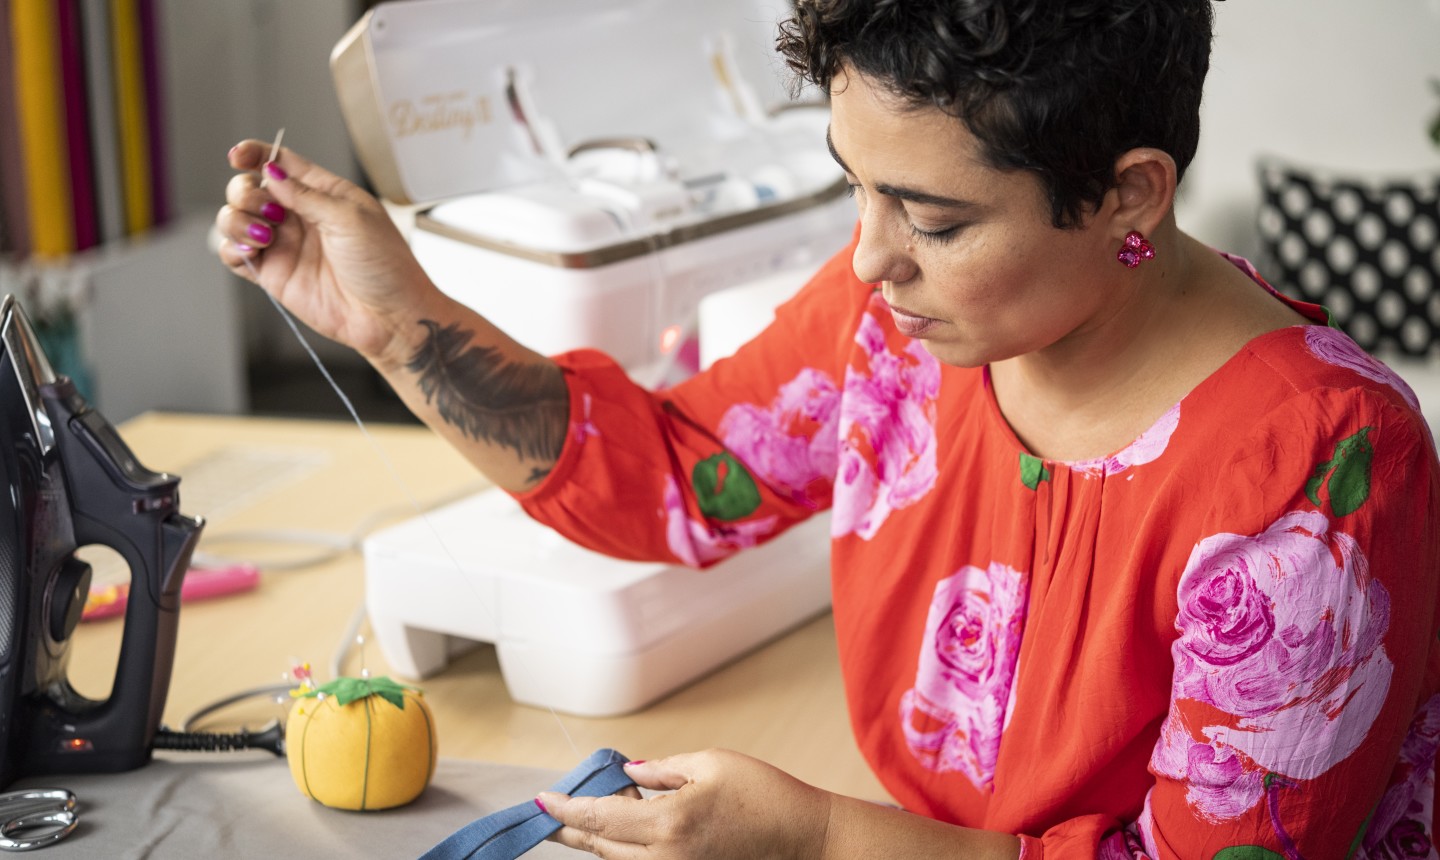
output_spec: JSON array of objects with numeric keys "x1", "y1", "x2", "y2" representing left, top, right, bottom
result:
[{"x1": 828, "y1": 66, "x2": 1122, "y2": 368}]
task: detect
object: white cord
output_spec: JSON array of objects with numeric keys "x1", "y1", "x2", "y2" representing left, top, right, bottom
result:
[{"x1": 192, "y1": 479, "x2": 487, "y2": 571}]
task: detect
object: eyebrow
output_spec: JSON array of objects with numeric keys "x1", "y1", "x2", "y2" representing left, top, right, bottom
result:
[{"x1": 826, "y1": 127, "x2": 978, "y2": 210}]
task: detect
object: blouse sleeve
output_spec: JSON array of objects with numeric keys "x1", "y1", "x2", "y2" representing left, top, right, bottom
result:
[
  {"x1": 509, "y1": 235, "x2": 870, "y2": 567},
  {"x1": 1029, "y1": 385, "x2": 1440, "y2": 859}
]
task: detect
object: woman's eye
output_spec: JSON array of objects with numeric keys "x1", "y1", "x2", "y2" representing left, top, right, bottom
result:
[{"x1": 909, "y1": 222, "x2": 963, "y2": 245}]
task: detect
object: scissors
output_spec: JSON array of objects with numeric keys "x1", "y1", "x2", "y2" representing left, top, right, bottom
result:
[{"x1": 0, "y1": 789, "x2": 78, "y2": 852}]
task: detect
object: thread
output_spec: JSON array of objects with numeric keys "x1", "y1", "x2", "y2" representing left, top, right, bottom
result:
[{"x1": 240, "y1": 251, "x2": 580, "y2": 759}]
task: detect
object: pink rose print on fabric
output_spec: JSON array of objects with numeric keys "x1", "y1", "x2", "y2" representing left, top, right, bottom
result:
[
  {"x1": 899, "y1": 561, "x2": 1028, "y2": 792},
  {"x1": 661, "y1": 475, "x2": 778, "y2": 566},
  {"x1": 1360, "y1": 695, "x2": 1440, "y2": 860},
  {"x1": 1305, "y1": 326, "x2": 1421, "y2": 412},
  {"x1": 1135, "y1": 796, "x2": 1160, "y2": 859},
  {"x1": 1097, "y1": 828, "x2": 1154, "y2": 860},
  {"x1": 1150, "y1": 740, "x2": 1267, "y2": 821},
  {"x1": 832, "y1": 310, "x2": 940, "y2": 540},
  {"x1": 717, "y1": 368, "x2": 841, "y2": 510},
  {"x1": 1151, "y1": 510, "x2": 1393, "y2": 823},
  {"x1": 1367, "y1": 819, "x2": 1434, "y2": 860},
  {"x1": 1072, "y1": 403, "x2": 1181, "y2": 478}
]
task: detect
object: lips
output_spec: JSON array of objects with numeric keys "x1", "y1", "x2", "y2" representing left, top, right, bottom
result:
[{"x1": 886, "y1": 301, "x2": 942, "y2": 338}]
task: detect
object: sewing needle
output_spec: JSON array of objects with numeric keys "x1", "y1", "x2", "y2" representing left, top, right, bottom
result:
[
  {"x1": 241, "y1": 128, "x2": 286, "y2": 281},
  {"x1": 259, "y1": 127, "x2": 285, "y2": 189}
]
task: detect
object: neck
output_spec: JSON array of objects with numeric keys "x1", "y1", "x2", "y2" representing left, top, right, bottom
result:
[{"x1": 998, "y1": 225, "x2": 1204, "y2": 414}]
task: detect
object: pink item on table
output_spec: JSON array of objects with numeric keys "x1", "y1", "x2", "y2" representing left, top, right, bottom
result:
[{"x1": 81, "y1": 564, "x2": 261, "y2": 622}]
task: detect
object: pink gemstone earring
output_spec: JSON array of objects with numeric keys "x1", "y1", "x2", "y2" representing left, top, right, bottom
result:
[{"x1": 1117, "y1": 231, "x2": 1156, "y2": 268}]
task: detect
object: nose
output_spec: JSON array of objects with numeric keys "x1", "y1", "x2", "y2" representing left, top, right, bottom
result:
[{"x1": 850, "y1": 208, "x2": 917, "y2": 286}]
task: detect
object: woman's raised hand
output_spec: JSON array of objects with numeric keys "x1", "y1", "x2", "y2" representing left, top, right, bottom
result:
[{"x1": 215, "y1": 140, "x2": 444, "y2": 369}]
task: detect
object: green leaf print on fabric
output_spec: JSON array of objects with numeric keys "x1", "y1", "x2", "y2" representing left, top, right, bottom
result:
[
  {"x1": 1019, "y1": 453, "x2": 1051, "y2": 491},
  {"x1": 1345, "y1": 802, "x2": 1376, "y2": 860},
  {"x1": 692, "y1": 452, "x2": 762, "y2": 521},
  {"x1": 1304, "y1": 428, "x2": 1373, "y2": 517},
  {"x1": 1213, "y1": 848, "x2": 1286, "y2": 860}
]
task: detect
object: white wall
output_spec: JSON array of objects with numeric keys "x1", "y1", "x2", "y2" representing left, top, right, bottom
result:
[
  {"x1": 1179, "y1": 0, "x2": 1440, "y2": 258},
  {"x1": 157, "y1": 0, "x2": 365, "y2": 369},
  {"x1": 159, "y1": 1, "x2": 360, "y2": 219}
]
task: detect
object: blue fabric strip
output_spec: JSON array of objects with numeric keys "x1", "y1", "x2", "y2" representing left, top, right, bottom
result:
[{"x1": 419, "y1": 749, "x2": 635, "y2": 860}]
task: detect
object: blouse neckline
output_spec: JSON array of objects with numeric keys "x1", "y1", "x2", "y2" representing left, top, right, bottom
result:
[{"x1": 976, "y1": 253, "x2": 1329, "y2": 472}]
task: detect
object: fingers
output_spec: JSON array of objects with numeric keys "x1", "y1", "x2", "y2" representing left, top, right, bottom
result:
[
  {"x1": 540, "y1": 792, "x2": 656, "y2": 858},
  {"x1": 216, "y1": 181, "x2": 287, "y2": 282},
  {"x1": 536, "y1": 758, "x2": 694, "y2": 855},
  {"x1": 225, "y1": 138, "x2": 322, "y2": 184},
  {"x1": 222, "y1": 173, "x2": 285, "y2": 232},
  {"x1": 217, "y1": 237, "x2": 258, "y2": 281},
  {"x1": 225, "y1": 139, "x2": 271, "y2": 172},
  {"x1": 224, "y1": 171, "x2": 286, "y2": 220},
  {"x1": 259, "y1": 162, "x2": 356, "y2": 229},
  {"x1": 216, "y1": 139, "x2": 356, "y2": 268},
  {"x1": 217, "y1": 147, "x2": 287, "y2": 280},
  {"x1": 620, "y1": 756, "x2": 694, "y2": 793},
  {"x1": 216, "y1": 224, "x2": 256, "y2": 274},
  {"x1": 223, "y1": 137, "x2": 368, "y2": 225}
]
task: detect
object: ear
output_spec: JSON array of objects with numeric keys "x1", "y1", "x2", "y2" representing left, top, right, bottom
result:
[{"x1": 1105, "y1": 148, "x2": 1177, "y2": 239}]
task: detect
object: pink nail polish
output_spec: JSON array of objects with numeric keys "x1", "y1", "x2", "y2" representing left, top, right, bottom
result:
[
  {"x1": 234, "y1": 242, "x2": 254, "y2": 253},
  {"x1": 534, "y1": 797, "x2": 548, "y2": 814},
  {"x1": 624, "y1": 760, "x2": 645, "y2": 767},
  {"x1": 247, "y1": 223, "x2": 273, "y2": 244},
  {"x1": 265, "y1": 162, "x2": 287, "y2": 182},
  {"x1": 261, "y1": 202, "x2": 286, "y2": 223}
]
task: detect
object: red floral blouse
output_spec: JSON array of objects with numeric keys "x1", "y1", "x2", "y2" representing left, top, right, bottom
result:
[{"x1": 512, "y1": 235, "x2": 1440, "y2": 859}]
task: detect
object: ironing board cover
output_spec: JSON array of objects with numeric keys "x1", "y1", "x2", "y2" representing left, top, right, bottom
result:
[{"x1": 419, "y1": 749, "x2": 634, "y2": 859}]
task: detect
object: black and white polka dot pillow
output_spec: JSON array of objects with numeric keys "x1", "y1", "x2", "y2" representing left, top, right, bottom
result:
[{"x1": 1257, "y1": 158, "x2": 1440, "y2": 356}]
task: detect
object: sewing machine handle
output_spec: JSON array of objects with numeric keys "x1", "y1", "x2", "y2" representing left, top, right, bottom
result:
[{"x1": 38, "y1": 380, "x2": 204, "y2": 771}]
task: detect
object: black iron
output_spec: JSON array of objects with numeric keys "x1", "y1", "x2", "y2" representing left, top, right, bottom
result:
[{"x1": 0, "y1": 295, "x2": 203, "y2": 788}]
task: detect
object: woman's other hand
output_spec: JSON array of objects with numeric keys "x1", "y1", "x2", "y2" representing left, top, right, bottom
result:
[
  {"x1": 539, "y1": 749, "x2": 832, "y2": 859},
  {"x1": 215, "y1": 140, "x2": 444, "y2": 369}
]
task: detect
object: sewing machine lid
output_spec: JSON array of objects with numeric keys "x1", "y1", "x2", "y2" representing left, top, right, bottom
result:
[{"x1": 331, "y1": 0, "x2": 819, "y2": 206}]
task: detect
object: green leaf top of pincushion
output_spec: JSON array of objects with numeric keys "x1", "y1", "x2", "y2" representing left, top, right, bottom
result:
[{"x1": 294, "y1": 676, "x2": 421, "y2": 710}]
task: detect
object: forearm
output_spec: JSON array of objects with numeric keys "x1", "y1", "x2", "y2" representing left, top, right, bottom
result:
[
  {"x1": 367, "y1": 289, "x2": 569, "y2": 494},
  {"x1": 216, "y1": 139, "x2": 570, "y2": 494},
  {"x1": 820, "y1": 795, "x2": 1021, "y2": 860}
]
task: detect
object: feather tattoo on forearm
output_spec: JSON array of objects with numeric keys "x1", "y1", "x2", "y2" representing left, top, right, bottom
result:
[{"x1": 407, "y1": 320, "x2": 569, "y2": 465}]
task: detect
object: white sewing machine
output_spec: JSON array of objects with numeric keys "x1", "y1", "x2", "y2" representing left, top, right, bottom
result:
[{"x1": 333, "y1": 0, "x2": 856, "y2": 715}]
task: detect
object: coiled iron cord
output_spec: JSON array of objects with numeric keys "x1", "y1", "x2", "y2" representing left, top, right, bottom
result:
[
  {"x1": 152, "y1": 721, "x2": 286, "y2": 756},
  {"x1": 150, "y1": 682, "x2": 295, "y2": 757}
]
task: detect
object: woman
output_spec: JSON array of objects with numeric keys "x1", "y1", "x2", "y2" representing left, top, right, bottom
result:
[{"x1": 216, "y1": 1, "x2": 1440, "y2": 856}]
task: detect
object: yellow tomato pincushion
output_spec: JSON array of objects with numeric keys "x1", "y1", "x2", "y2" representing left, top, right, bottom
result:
[{"x1": 286, "y1": 675, "x2": 437, "y2": 811}]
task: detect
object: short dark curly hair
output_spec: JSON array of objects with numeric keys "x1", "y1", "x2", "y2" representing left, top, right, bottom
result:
[{"x1": 777, "y1": 0, "x2": 1215, "y2": 228}]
